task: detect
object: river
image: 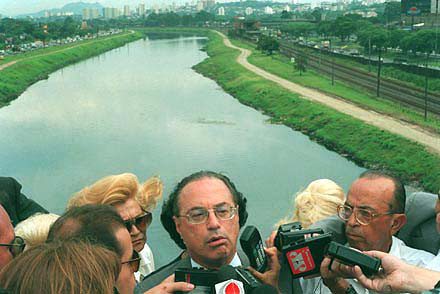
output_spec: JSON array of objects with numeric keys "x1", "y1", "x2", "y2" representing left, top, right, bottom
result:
[{"x1": 0, "y1": 35, "x2": 364, "y2": 265}]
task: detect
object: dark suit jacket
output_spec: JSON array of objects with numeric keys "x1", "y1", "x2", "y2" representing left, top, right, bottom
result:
[
  {"x1": 0, "y1": 177, "x2": 48, "y2": 227},
  {"x1": 135, "y1": 249, "x2": 302, "y2": 294},
  {"x1": 135, "y1": 251, "x2": 249, "y2": 294}
]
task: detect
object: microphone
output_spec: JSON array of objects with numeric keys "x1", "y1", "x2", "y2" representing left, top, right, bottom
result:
[
  {"x1": 215, "y1": 265, "x2": 245, "y2": 294},
  {"x1": 216, "y1": 265, "x2": 278, "y2": 294}
]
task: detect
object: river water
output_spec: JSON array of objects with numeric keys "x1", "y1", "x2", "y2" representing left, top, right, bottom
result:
[{"x1": 0, "y1": 36, "x2": 364, "y2": 265}]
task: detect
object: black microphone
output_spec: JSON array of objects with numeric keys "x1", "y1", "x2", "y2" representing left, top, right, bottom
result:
[
  {"x1": 215, "y1": 265, "x2": 245, "y2": 294},
  {"x1": 216, "y1": 265, "x2": 278, "y2": 294}
]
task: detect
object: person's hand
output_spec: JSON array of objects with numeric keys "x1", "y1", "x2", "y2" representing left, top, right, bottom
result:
[
  {"x1": 326, "y1": 250, "x2": 440, "y2": 294},
  {"x1": 350, "y1": 251, "x2": 440, "y2": 294},
  {"x1": 265, "y1": 230, "x2": 277, "y2": 248},
  {"x1": 143, "y1": 274, "x2": 195, "y2": 294},
  {"x1": 320, "y1": 256, "x2": 357, "y2": 280},
  {"x1": 247, "y1": 247, "x2": 281, "y2": 293}
]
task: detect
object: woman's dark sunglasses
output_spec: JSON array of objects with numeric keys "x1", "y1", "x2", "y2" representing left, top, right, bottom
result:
[
  {"x1": 0, "y1": 236, "x2": 26, "y2": 258},
  {"x1": 121, "y1": 250, "x2": 141, "y2": 273},
  {"x1": 124, "y1": 211, "x2": 152, "y2": 233}
]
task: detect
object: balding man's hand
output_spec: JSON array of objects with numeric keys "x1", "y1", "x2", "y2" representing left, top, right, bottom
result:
[{"x1": 143, "y1": 274, "x2": 194, "y2": 294}]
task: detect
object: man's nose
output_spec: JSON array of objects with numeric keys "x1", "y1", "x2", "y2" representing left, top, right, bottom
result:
[
  {"x1": 347, "y1": 211, "x2": 359, "y2": 227},
  {"x1": 206, "y1": 211, "x2": 221, "y2": 229},
  {"x1": 129, "y1": 223, "x2": 141, "y2": 236}
]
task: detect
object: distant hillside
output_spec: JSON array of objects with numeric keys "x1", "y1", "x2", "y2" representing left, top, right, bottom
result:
[{"x1": 17, "y1": 2, "x2": 104, "y2": 18}]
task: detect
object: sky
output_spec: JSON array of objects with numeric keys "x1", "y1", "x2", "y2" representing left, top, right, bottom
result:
[{"x1": 0, "y1": 0, "x2": 251, "y2": 16}]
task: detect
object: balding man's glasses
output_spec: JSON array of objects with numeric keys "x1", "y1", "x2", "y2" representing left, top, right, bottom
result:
[
  {"x1": 124, "y1": 210, "x2": 152, "y2": 233},
  {"x1": 337, "y1": 204, "x2": 394, "y2": 226},
  {"x1": 178, "y1": 204, "x2": 238, "y2": 224},
  {"x1": 0, "y1": 236, "x2": 25, "y2": 257}
]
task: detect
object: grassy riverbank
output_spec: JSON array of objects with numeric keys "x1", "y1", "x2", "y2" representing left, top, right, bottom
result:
[
  {"x1": 194, "y1": 31, "x2": 440, "y2": 192},
  {"x1": 231, "y1": 38, "x2": 440, "y2": 134},
  {"x1": 0, "y1": 31, "x2": 142, "y2": 108}
]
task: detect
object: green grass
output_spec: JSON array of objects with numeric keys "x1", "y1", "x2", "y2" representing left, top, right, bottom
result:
[
  {"x1": 229, "y1": 38, "x2": 440, "y2": 134},
  {"x1": 0, "y1": 31, "x2": 142, "y2": 108},
  {"x1": 194, "y1": 31, "x2": 440, "y2": 192}
]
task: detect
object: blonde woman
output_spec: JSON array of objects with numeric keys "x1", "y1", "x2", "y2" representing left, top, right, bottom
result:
[
  {"x1": 67, "y1": 173, "x2": 162, "y2": 280},
  {"x1": 0, "y1": 240, "x2": 120, "y2": 294},
  {"x1": 276, "y1": 179, "x2": 345, "y2": 229}
]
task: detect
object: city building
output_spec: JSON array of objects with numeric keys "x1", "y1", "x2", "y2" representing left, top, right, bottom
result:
[
  {"x1": 245, "y1": 7, "x2": 254, "y2": 15},
  {"x1": 82, "y1": 8, "x2": 100, "y2": 20},
  {"x1": 103, "y1": 7, "x2": 120, "y2": 19},
  {"x1": 218, "y1": 6, "x2": 225, "y2": 15},
  {"x1": 138, "y1": 4, "x2": 146, "y2": 16},
  {"x1": 124, "y1": 5, "x2": 130, "y2": 16},
  {"x1": 264, "y1": 6, "x2": 274, "y2": 14}
]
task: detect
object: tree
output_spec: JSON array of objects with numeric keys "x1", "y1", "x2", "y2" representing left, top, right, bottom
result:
[
  {"x1": 388, "y1": 29, "x2": 409, "y2": 50},
  {"x1": 311, "y1": 9, "x2": 322, "y2": 23},
  {"x1": 383, "y1": 1, "x2": 401, "y2": 24},
  {"x1": 331, "y1": 15, "x2": 358, "y2": 41},
  {"x1": 317, "y1": 21, "x2": 332, "y2": 38},
  {"x1": 257, "y1": 35, "x2": 280, "y2": 55},
  {"x1": 281, "y1": 10, "x2": 291, "y2": 19}
]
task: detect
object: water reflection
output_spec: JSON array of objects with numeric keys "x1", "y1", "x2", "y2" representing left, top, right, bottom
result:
[{"x1": 0, "y1": 36, "x2": 364, "y2": 265}]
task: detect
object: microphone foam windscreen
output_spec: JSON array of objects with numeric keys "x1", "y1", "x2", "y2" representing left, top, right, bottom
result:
[{"x1": 216, "y1": 265, "x2": 238, "y2": 283}]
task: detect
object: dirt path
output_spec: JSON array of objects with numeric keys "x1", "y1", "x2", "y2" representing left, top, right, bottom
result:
[{"x1": 217, "y1": 31, "x2": 440, "y2": 155}]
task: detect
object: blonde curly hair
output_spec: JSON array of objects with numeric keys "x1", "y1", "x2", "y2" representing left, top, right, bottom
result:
[
  {"x1": 67, "y1": 173, "x2": 163, "y2": 212},
  {"x1": 276, "y1": 179, "x2": 345, "y2": 229}
]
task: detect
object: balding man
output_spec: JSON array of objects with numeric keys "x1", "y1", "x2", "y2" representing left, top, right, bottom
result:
[{"x1": 302, "y1": 170, "x2": 435, "y2": 294}]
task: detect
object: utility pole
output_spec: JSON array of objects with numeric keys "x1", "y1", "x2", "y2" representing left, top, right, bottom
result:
[
  {"x1": 376, "y1": 48, "x2": 382, "y2": 97},
  {"x1": 368, "y1": 36, "x2": 371, "y2": 72},
  {"x1": 425, "y1": 52, "x2": 429, "y2": 120},
  {"x1": 330, "y1": 39, "x2": 334, "y2": 85},
  {"x1": 436, "y1": 0, "x2": 439, "y2": 54}
]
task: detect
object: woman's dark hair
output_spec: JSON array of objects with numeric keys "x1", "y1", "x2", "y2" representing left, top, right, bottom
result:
[{"x1": 161, "y1": 171, "x2": 248, "y2": 249}]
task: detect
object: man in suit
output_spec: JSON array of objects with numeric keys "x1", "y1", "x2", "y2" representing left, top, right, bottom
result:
[
  {"x1": 136, "y1": 170, "x2": 251, "y2": 293},
  {"x1": 0, "y1": 177, "x2": 48, "y2": 227},
  {"x1": 301, "y1": 170, "x2": 435, "y2": 294},
  {"x1": 136, "y1": 171, "x2": 285, "y2": 294}
]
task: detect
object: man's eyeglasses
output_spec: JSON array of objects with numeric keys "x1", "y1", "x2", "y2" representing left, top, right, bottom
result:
[
  {"x1": 121, "y1": 250, "x2": 141, "y2": 273},
  {"x1": 337, "y1": 204, "x2": 394, "y2": 226},
  {"x1": 177, "y1": 204, "x2": 238, "y2": 225},
  {"x1": 124, "y1": 210, "x2": 152, "y2": 233},
  {"x1": 0, "y1": 236, "x2": 25, "y2": 258}
]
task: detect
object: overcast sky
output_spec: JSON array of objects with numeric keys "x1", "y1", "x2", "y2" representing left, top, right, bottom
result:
[{"x1": 0, "y1": 0, "x2": 259, "y2": 16}]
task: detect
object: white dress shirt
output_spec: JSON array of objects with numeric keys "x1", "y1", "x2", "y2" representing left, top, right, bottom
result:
[{"x1": 134, "y1": 243, "x2": 155, "y2": 282}]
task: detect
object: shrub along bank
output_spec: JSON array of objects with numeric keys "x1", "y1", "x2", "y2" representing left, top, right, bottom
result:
[
  {"x1": 0, "y1": 31, "x2": 142, "y2": 108},
  {"x1": 194, "y1": 31, "x2": 440, "y2": 193}
]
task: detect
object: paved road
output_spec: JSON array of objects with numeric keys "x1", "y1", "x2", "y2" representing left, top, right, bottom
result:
[{"x1": 217, "y1": 31, "x2": 440, "y2": 156}]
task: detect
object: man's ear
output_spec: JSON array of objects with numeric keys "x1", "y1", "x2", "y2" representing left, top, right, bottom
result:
[
  {"x1": 390, "y1": 214, "x2": 407, "y2": 235},
  {"x1": 173, "y1": 216, "x2": 182, "y2": 235}
]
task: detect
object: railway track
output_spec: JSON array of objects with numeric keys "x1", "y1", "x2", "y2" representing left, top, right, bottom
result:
[{"x1": 279, "y1": 42, "x2": 440, "y2": 115}]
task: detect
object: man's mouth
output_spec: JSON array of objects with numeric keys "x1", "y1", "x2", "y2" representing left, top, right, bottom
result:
[
  {"x1": 346, "y1": 232, "x2": 363, "y2": 241},
  {"x1": 207, "y1": 235, "x2": 227, "y2": 247}
]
